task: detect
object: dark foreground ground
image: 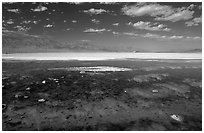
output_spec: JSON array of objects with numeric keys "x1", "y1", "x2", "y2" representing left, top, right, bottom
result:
[{"x1": 2, "y1": 59, "x2": 202, "y2": 131}]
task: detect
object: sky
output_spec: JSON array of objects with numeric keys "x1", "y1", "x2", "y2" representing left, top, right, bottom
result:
[{"x1": 2, "y1": 2, "x2": 202, "y2": 52}]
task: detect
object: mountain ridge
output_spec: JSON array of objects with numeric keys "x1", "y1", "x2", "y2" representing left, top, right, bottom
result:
[{"x1": 2, "y1": 31, "x2": 202, "y2": 54}]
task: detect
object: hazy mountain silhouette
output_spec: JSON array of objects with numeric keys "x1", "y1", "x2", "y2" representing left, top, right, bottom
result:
[
  {"x1": 3, "y1": 31, "x2": 201, "y2": 54},
  {"x1": 3, "y1": 31, "x2": 119, "y2": 53}
]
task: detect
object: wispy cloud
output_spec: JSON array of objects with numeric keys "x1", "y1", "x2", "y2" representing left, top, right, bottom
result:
[
  {"x1": 72, "y1": 20, "x2": 77, "y2": 23},
  {"x1": 122, "y1": 3, "x2": 194, "y2": 22},
  {"x1": 91, "y1": 19, "x2": 100, "y2": 24},
  {"x1": 7, "y1": 8, "x2": 20, "y2": 13},
  {"x1": 112, "y1": 31, "x2": 120, "y2": 35},
  {"x1": 127, "y1": 21, "x2": 171, "y2": 31},
  {"x1": 3, "y1": 2, "x2": 17, "y2": 5},
  {"x1": 123, "y1": 32, "x2": 139, "y2": 36},
  {"x1": 112, "y1": 23, "x2": 119, "y2": 26},
  {"x1": 83, "y1": 8, "x2": 109, "y2": 15},
  {"x1": 122, "y1": 32, "x2": 200, "y2": 40},
  {"x1": 31, "y1": 5, "x2": 47, "y2": 12},
  {"x1": 6, "y1": 19, "x2": 14, "y2": 24},
  {"x1": 20, "y1": 20, "x2": 40, "y2": 24},
  {"x1": 14, "y1": 25, "x2": 31, "y2": 32},
  {"x1": 21, "y1": 20, "x2": 39, "y2": 25},
  {"x1": 69, "y1": 2, "x2": 84, "y2": 5},
  {"x1": 142, "y1": 33, "x2": 164, "y2": 39},
  {"x1": 142, "y1": 33, "x2": 183, "y2": 40},
  {"x1": 186, "y1": 36, "x2": 202, "y2": 40},
  {"x1": 185, "y1": 16, "x2": 202, "y2": 26},
  {"x1": 84, "y1": 28, "x2": 107, "y2": 33},
  {"x1": 33, "y1": 20, "x2": 38, "y2": 24},
  {"x1": 99, "y1": 2, "x2": 120, "y2": 5},
  {"x1": 21, "y1": 20, "x2": 31, "y2": 24},
  {"x1": 44, "y1": 24, "x2": 54, "y2": 28},
  {"x1": 169, "y1": 35, "x2": 184, "y2": 39}
]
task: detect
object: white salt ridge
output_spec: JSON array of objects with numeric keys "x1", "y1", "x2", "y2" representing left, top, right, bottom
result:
[
  {"x1": 48, "y1": 66, "x2": 132, "y2": 72},
  {"x1": 146, "y1": 60, "x2": 159, "y2": 61},
  {"x1": 2, "y1": 52, "x2": 202, "y2": 61}
]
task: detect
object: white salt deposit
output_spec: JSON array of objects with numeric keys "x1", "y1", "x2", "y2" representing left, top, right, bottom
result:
[
  {"x1": 48, "y1": 66, "x2": 132, "y2": 72},
  {"x1": 2, "y1": 52, "x2": 202, "y2": 61}
]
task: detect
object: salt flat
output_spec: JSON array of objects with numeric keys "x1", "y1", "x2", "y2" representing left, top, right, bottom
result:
[
  {"x1": 2, "y1": 52, "x2": 202, "y2": 60},
  {"x1": 2, "y1": 54, "x2": 202, "y2": 131}
]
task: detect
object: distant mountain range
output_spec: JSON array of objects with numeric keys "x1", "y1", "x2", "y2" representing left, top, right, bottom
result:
[
  {"x1": 2, "y1": 31, "x2": 202, "y2": 54},
  {"x1": 2, "y1": 31, "x2": 111, "y2": 53},
  {"x1": 182, "y1": 49, "x2": 202, "y2": 53}
]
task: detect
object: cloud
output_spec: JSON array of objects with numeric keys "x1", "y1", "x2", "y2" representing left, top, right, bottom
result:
[
  {"x1": 69, "y1": 2, "x2": 84, "y2": 5},
  {"x1": 83, "y1": 8, "x2": 108, "y2": 15},
  {"x1": 33, "y1": 20, "x2": 38, "y2": 24},
  {"x1": 44, "y1": 24, "x2": 53, "y2": 28},
  {"x1": 123, "y1": 32, "x2": 139, "y2": 36},
  {"x1": 21, "y1": 19, "x2": 39, "y2": 25},
  {"x1": 112, "y1": 31, "x2": 119, "y2": 35},
  {"x1": 6, "y1": 19, "x2": 14, "y2": 24},
  {"x1": 31, "y1": 5, "x2": 47, "y2": 12},
  {"x1": 14, "y1": 25, "x2": 31, "y2": 32},
  {"x1": 21, "y1": 20, "x2": 31, "y2": 24},
  {"x1": 155, "y1": 8, "x2": 194, "y2": 22},
  {"x1": 122, "y1": 3, "x2": 194, "y2": 22},
  {"x1": 169, "y1": 35, "x2": 184, "y2": 39},
  {"x1": 186, "y1": 36, "x2": 201, "y2": 40},
  {"x1": 142, "y1": 33, "x2": 164, "y2": 39},
  {"x1": 84, "y1": 28, "x2": 107, "y2": 33},
  {"x1": 142, "y1": 33, "x2": 183, "y2": 40},
  {"x1": 127, "y1": 21, "x2": 171, "y2": 31},
  {"x1": 112, "y1": 23, "x2": 119, "y2": 26},
  {"x1": 185, "y1": 16, "x2": 202, "y2": 26},
  {"x1": 188, "y1": 4, "x2": 196, "y2": 10},
  {"x1": 79, "y1": 39, "x2": 92, "y2": 42},
  {"x1": 3, "y1": 2, "x2": 17, "y2": 5},
  {"x1": 123, "y1": 32, "x2": 187, "y2": 40},
  {"x1": 99, "y1": 2, "x2": 120, "y2": 5},
  {"x1": 91, "y1": 19, "x2": 100, "y2": 24},
  {"x1": 122, "y1": 3, "x2": 172, "y2": 17},
  {"x1": 72, "y1": 20, "x2": 77, "y2": 23},
  {"x1": 7, "y1": 8, "x2": 20, "y2": 13}
]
